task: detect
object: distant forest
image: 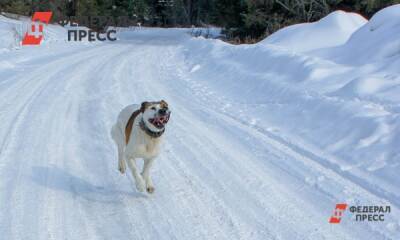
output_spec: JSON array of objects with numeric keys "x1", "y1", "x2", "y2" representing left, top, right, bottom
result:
[{"x1": 1, "y1": 0, "x2": 399, "y2": 42}]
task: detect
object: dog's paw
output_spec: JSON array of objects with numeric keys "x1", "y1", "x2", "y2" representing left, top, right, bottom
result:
[
  {"x1": 118, "y1": 165, "x2": 126, "y2": 174},
  {"x1": 118, "y1": 160, "x2": 126, "y2": 174},
  {"x1": 143, "y1": 176, "x2": 155, "y2": 194},
  {"x1": 146, "y1": 186, "x2": 155, "y2": 194},
  {"x1": 135, "y1": 178, "x2": 146, "y2": 192}
]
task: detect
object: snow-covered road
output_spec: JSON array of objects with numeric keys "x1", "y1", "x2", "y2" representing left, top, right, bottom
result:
[{"x1": 1, "y1": 7, "x2": 400, "y2": 239}]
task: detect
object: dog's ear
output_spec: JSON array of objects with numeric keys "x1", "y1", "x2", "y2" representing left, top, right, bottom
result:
[
  {"x1": 140, "y1": 101, "x2": 149, "y2": 112},
  {"x1": 160, "y1": 100, "x2": 168, "y2": 108}
]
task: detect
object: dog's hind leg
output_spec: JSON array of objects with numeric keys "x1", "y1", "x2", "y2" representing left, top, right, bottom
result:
[
  {"x1": 127, "y1": 157, "x2": 145, "y2": 192},
  {"x1": 112, "y1": 124, "x2": 126, "y2": 174},
  {"x1": 142, "y1": 157, "x2": 155, "y2": 193},
  {"x1": 117, "y1": 143, "x2": 126, "y2": 174}
]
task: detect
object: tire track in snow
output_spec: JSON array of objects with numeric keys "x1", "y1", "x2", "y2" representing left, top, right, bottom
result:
[
  {"x1": 0, "y1": 47, "x2": 115, "y2": 240},
  {"x1": 0, "y1": 44, "x2": 132, "y2": 240},
  {"x1": 35, "y1": 44, "x2": 137, "y2": 240}
]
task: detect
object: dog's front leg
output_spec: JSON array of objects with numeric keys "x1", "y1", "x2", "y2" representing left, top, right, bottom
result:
[
  {"x1": 127, "y1": 158, "x2": 145, "y2": 192},
  {"x1": 142, "y1": 158, "x2": 155, "y2": 193}
]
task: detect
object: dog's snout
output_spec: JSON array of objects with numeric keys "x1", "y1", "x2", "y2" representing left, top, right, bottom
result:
[{"x1": 159, "y1": 108, "x2": 167, "y2": 115}]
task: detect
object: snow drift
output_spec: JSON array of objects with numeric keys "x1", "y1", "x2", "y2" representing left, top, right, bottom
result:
[
  {"x1": 0, "y1": 15, "x2": 25, "y2": 50},
  {"x1": 261, "y1": 10, "x2": 367, "y2": 52},
  {"x1": 313, "y1": 4, "x2": 400, "y2": 65}
]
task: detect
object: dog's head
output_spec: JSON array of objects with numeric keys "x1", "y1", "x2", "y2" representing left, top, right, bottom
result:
[{"x1": 141, "y1": 100, "x2": 171, "y2": 131}]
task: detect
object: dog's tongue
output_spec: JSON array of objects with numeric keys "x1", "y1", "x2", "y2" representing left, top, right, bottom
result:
[
  {"x1": 157, "y1": 115, "x2": 170, "y2": 124},
  {"x1": 151, "y1": 114, "x2": 170, "y2": 128}
]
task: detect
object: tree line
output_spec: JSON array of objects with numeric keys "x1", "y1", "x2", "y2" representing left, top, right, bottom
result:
[{"x1": 1, "y1": 0, "x2": 398, "y2": 42}]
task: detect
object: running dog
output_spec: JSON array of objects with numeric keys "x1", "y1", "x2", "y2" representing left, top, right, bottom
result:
[{"x1": 111, "y1": 100, "x2": 171, "y2": 193}]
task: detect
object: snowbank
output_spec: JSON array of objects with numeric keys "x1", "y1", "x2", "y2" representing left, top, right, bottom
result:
[
  {"x1": 313, "y1": 4, "x2": 400, "y2": 65},
  {"x1": 314, "y1": 5, "x2": 400, "y2": 103},
  {"x1": 0, "y1": 15, "x2": 25, "y2": 50},
  {"x1": 261, "y1": 10, "x2": 367, "y2": 52}
]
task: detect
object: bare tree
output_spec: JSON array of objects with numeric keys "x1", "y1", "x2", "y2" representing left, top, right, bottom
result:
[{"x1": 275, "y1": 0, "x2": 330, "y2": 22}]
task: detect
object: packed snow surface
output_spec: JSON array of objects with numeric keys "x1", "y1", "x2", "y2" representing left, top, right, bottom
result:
[{"x1": 0, "y1": 5, "x2": 399, "y2": 240}]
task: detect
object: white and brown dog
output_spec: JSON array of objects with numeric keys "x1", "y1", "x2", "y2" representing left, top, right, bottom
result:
[{"x1": 111, "y1": 100, "x2": 171, "y2": 193}]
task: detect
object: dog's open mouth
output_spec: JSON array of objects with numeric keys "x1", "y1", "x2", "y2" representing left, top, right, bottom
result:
[{"x1": 149, "y1": 114, "x2": 170, "y2": 129}]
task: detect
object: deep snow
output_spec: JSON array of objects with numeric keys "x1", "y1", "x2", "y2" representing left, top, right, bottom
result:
[{"x1": 0, "y1": 5, "x2": 400, "y2": 240}]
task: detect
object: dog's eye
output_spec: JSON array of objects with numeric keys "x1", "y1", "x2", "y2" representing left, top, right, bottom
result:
[{"x1": 151, "y1": 107, "x2": 156, "y2": 110}]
